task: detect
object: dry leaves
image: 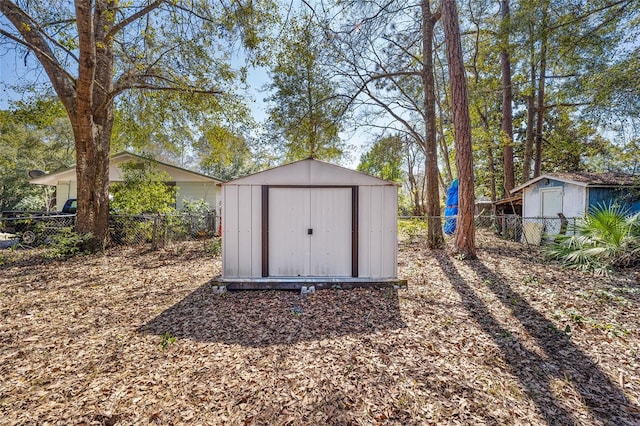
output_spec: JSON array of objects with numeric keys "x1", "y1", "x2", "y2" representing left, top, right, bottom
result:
[{"x1": 0, "y1": 231, "x2": 639, "y2": 425}]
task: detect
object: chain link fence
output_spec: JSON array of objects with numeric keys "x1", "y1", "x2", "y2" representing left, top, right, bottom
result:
[
  {"x1": 2, "y1": 211, "x2": 578, "y2": 249},
  {"x1": 0, "y1": 214, "x2": 76, "y2": 247},
  {"x1": 494, "y1": 215, "x2": 578, "y2": 244},
  {"x1": 0, "y1": 213, "x2": 220, "y2": 249},
  {"x1": 398, "y1": 215, "x2": 579, "y2": 245},
  {"x1": 109, "y1": 213, "x2": 220, "y2": 247}
]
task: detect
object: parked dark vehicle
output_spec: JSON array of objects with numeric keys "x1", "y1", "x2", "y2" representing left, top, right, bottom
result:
[{"x1": 0, "y1": 198, "x2": 77, "y2": 244}]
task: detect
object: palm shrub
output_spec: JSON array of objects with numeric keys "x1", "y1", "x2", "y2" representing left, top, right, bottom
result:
[{"x1": 545, "y1": 203, "x2": 640, "y2": 274}]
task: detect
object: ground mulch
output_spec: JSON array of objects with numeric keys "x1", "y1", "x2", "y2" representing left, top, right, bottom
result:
[{"x1": 1, "y1": 231, "x2": 638, "y2": 425}]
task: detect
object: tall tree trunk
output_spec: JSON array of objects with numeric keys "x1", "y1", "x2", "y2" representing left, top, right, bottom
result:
[
  {"x1": 500, "y1": 0, "x2": 515, "y2": 194},
  {"x1": 421, "y1": 0, "x2": 444, "y2": 248},
  {"x1": 522, "y1": 23, "x2": 536, "y2": 183},
  {"x1": 434, "y1": 51, "x2": 453, "y2": 184},
  {"x1": 70, "y1": 0, "x2": 114, "y2": 250},
  {"x1": 441, "y1": 0, "x2": 476, "y2": 259},
  {"x1": 534, "y1": 1, "x2": 550, "y2": 178}
]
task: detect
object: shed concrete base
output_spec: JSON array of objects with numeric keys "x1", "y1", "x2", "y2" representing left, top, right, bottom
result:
[{"x1": 213, "y1": 277, "x2": 407, "y2": 291}]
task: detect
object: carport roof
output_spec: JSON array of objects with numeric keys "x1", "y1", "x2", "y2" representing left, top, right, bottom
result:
[{"x1": 511, "y1": 172, "x2": 638, "y2": 194}]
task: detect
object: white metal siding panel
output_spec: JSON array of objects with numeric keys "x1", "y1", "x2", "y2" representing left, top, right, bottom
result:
[
  {"x1": 222, "y1": 186, "x2": 239, "y2": 278},
  {"x1": 250, "y1": 186, "x2": 262, "y2": 277},
  {"x1": 523, "y1": 186, "x2": 539, "y2": 217},
  {"x1": 356, "y1": 185, "x2": 398, "y2": 279},
  {"x1": 237, "y1": 185, "x2": 253, "y2": 277},
  {"x1": 563, "y1": 184, "x2": 586, "y2": 217},
  {"x1": 358, "y1": 186, "x2": 372, "y2": 278},
  {"x1": 382, "y1": 186, "x2": 398, "y2": 278},
  {"x1": 310, "y1": 188, "x2": 351, "y2": 276},
  {"x1": 368, "y1": 186, "x2": 384, "y2": 278},
  {"x1": 269, "y1": 188, "x2": 311, "y2": 276}
]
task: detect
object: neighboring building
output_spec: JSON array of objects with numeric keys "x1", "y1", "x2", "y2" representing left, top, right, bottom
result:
[
  {"x1": 511, "y1": 172, "x2": 640, "y2": 235},
  {"x1": 29, "y1": 151, "x2": 223, "y2": 211},
  {"x1": 219, "y1": 158, "x2": 400, "y2": 289}
]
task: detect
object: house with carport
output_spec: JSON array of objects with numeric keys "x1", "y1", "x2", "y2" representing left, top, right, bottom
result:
[{"x1": 29, "y1": 151, "x2": 224, "y2": 212}]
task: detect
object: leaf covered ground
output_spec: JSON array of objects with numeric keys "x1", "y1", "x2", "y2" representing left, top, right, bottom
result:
[{"x1": 1, "y1": 231, "x2": 639, "y2": 425}]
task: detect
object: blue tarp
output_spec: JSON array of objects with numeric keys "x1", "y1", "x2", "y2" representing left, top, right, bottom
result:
[{"x1": 444, "y1": 179, "x2": 458, "y2": 235}]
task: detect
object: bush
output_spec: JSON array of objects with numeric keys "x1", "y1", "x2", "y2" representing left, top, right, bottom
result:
[
  {"x1": 545, "y1": 203, "x2": 640, "y2": 274},
  {"x1": 44, "y1": 227, "x2": 92, "y2": 259},
  {"x1": 205, "y1": 237, "x2": 222, "y2": 256},
  {"x1": 398, "y1": 218, "x2": 428, "y2": 242}
]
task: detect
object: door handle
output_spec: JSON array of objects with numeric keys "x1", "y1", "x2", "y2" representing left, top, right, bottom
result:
[{"x1": 308, "y1": 228, "x2": 313, "y2": 235}]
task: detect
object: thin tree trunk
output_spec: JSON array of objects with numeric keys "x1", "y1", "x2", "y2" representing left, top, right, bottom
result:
[
  {"x1": 421, "y1": 0, "x2": 444, "y2": 248},
  {"x1": 476, "y1": 108, "x2": 497, "y2": 202},
  {"x1": 441, "y1": 0, "x2": 476, "y2": 259},
  {"x1": 522, "y1": 23, "x2": 536, "y2": 183},
  {"x1": 534, "y1": 1, "x2": 550, "y2": 178},
  {"x1": 500, "y1": 0, "x2": 515, "y2": 194},
  {"x1": 406, "y1": 157, "x2": 421, "y2": 216}
]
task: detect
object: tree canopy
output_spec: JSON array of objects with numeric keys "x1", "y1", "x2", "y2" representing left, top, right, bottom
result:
[
  {"x1": 264, "y1": 13, "x2": 347, "y2": 162},
  {"x1": 0, "y1": 0, "x2": 277, "y2": 249}
]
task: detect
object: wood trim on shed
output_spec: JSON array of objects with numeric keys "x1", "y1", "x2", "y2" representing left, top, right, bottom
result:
[
  {"x1": 261, "y1": 185, "x2": 269, "y2": 277},
  {"x1": 351, "y1": 186, "x2": 358, "y2": 278},
  {"x1": 261, "y1": 185, "x2": 359, "y2": 278}
]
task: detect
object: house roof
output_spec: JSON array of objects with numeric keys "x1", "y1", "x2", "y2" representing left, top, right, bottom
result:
[
  {"x1": 224, "y1": 157, "x2": 398, "y2": 186},
  {"x1": 30, "y1": 151, "x2": 224, "y2": 186},
  {"x1": 494, "y1": 193, "x2": 523, "y2": 206},
  {"x1": 511, "y1": 172, "x2": 639, "y2": 194}
]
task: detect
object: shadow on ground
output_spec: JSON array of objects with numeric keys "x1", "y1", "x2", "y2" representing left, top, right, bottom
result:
[
  {"x1": 140, "y1": 284, "x2": 406, "y2": 347},
  {"x1": 435, "y1": 253, "x2": 640, "y2": 425}
]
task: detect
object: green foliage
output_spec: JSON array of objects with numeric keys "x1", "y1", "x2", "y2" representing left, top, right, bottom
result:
[
  {"x1": 522, "y1": 274, "x2": 540, "y2": 285},
  {"x1": 110, "y1": 160, "x2": 177, "y2": 215},
  {"x1": 358, "y1": 133, "x2": 426, "y2": 215},
  {"x1": 13, "y1": 195, "x2": 48, "y2": 211},
  {"x1": 182, "y1": 198, "x2": 211, "y2": 215},
  {"x1": 111, "y1": 217, "x2": 155, "y2": 245},
  {"x1": 265, "y1": 14, "x2": 347, "y2": 162},
  {"x1": 0, "y1": 99, "x2": 75, "y2": 211},
  {"x1": 398, "y1": 218, "x2": 427, "y2": 243},
  {"x1": 546, "y1": 203, "x2": 640, "y2": 274},
  {"x1": 561, "y1": 307, "x2": 628, "y2": 338},
  {"x1": 205, "y1": 238, "x2": 222, "y2": 256},
  {"x1": 357, "y1": 135, "x2": 405, "y2": 182},
  {"x1": 43, "y1": 227, "x2": 92, "y2": 259},
  {"x1": 177, "y1": 199, "x2": 215, "y2": 238},
  {"x1": 541, "y1": 110, "x2": 609, "y2": 173},
  {"x1": 195, "y1": 126, "x2": 258, "y2": 180},
  {"x1": 160, "y1": 332, "x2": 177, "y2": 351}
]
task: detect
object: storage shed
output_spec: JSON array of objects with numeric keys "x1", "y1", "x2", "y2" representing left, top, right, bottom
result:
[
  {"x1": 220, "y1": 158, "x2": 400, "y2": 289},
  {"x1": 511, "y1": 172, "x2": 640, "y2": 236}
]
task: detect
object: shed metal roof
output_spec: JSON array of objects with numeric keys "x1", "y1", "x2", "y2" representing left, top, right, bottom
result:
[
  {"x1": 224, "y1": 158, "x2": 397, "y2": 186},
  {"x1": 511, "y1": 172, "x2": 638, "y2": 194}
]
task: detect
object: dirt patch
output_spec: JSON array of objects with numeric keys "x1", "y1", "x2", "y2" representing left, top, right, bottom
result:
[{"x1": 1, "y1": 232, "x2": 638, "y2": 425}]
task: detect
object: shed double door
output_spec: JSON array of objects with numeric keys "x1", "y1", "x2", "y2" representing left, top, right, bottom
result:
[{"x1": 268, "y1": 187, "x2": 352, "y2": 277}]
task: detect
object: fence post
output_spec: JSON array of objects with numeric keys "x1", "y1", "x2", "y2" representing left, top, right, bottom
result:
[{"x1": 151, "y1": 215, "x2": 160, "y2": 250}]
